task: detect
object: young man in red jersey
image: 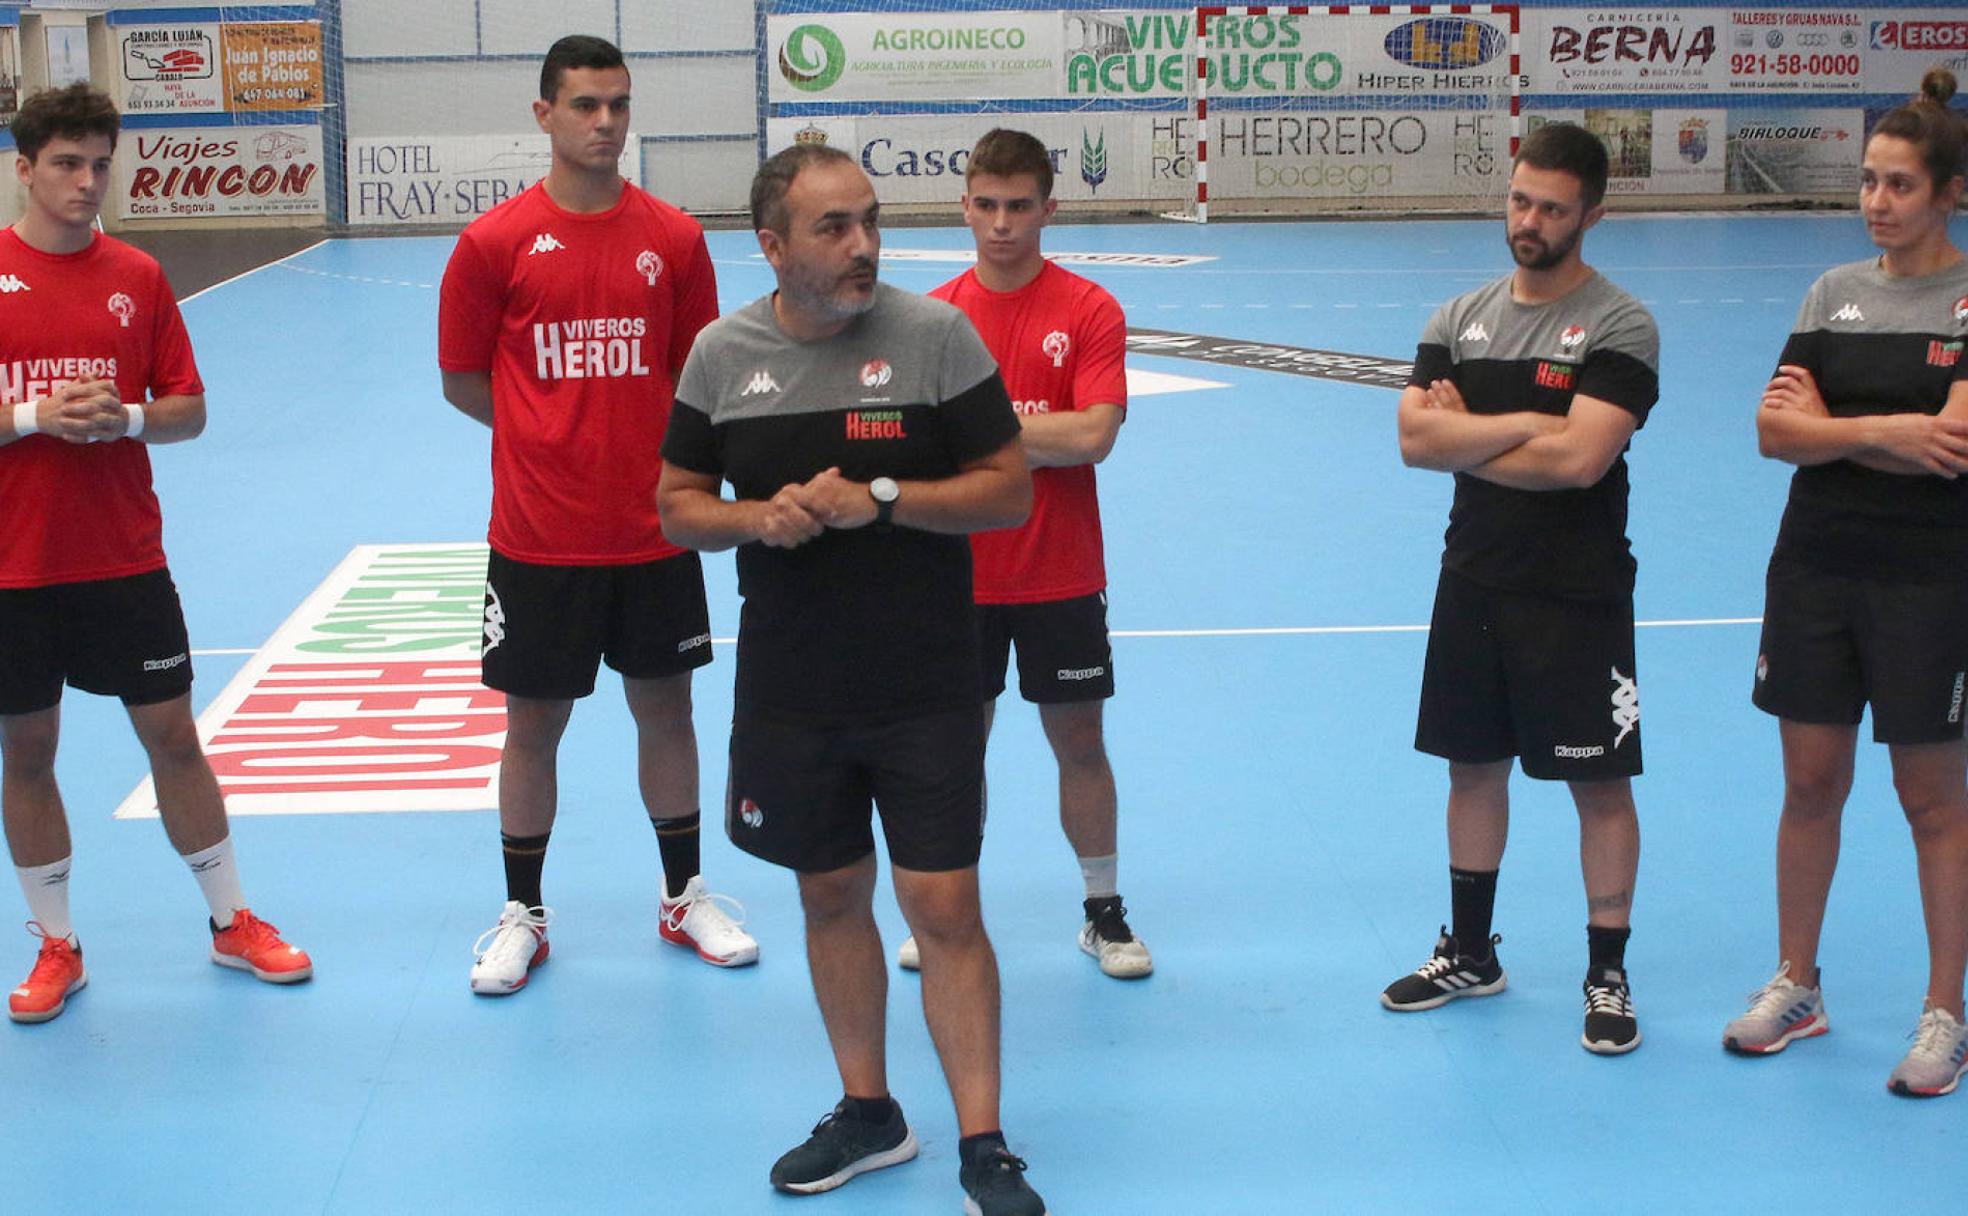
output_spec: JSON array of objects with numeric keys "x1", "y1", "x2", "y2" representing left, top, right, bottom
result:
[
  {"x1": 899, "y1": 128, "x2": 1149, "y2": 978},
  {"x1": 439, "y1": 35, "x2": 754, "y2": 993},
  {"x1": 0, "y1": 85, "x2": 312, "y2": 1023}
]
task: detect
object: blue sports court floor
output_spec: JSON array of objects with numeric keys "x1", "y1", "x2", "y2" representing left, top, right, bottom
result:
[{"x1": 5, "y1": 210, "x2": 1962, "y2": 1212}]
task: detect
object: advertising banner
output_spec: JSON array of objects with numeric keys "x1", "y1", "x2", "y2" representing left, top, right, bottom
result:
[
  {"x1": 346, "y1": 134, "x2": 643, "y2": 227},
  {"x1": 1203, "y1": 109, "x2": 1510, "y2": 202},
  {"x1": 1726, "y1": 108, "x2": 1864, "y2": 194},
  {"x1": 1526, "y1": 9, "x2": 1727, "y2": 94},
  {"x1": 767, "y1": 12, "x2": 1063, "y2": 102},
  {"x1": 121, "y1": 125, "x2": 324, "y2": 219},
  {"x1": 1063, "y1": 9, "x2": 1514, "y2": 100},
  {"x1": 116, "y1": 546, "x2": 501, "y2": 819},
  {"x1": 116, "y1": 18, "x2": 323, "y2": 116},
  {"x1": 1568, "y1": 107, "x2": 1727, "y2": 195},
  {"x1": 223, "y1": 21, "x2": 324, "y2": 112},
  {"x1": 767, "y1": 114, "x2": 1159, "y2": 204},
  {"x1": 117, "y1": 20, "x2": 226, "y2": 114},
  {"x1": 1864, "y1": 10, "x2": 1968, "y2": 94},
  {"x1": 0, "y1": 19, "x2": 18, "y2": 135},
  {"x1": 1724, "y1": 10, "x2": 1864, "y2": 93}
]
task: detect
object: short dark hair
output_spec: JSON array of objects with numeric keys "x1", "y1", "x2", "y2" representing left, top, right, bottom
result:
[
  {"x1": 1515, "y1": 122, "x2": 1609, "y2": 211},
  {"x1": 541, "y1": 34, "x2": 626, "y2": 102},
  {"x1": 751, "y1": 144, "x2": 856, "y2": 233},
  {"x1": 1869, "y1": 68, "x2": 1967, "y2": 197},
  {"x1": 966, "y1": 128, "x2": 1054, "y2": 199},
  {"x1": 11, "y1": 83, "x2": 120, "y2": 162}
]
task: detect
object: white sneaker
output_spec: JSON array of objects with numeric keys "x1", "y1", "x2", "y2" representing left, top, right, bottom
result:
[
  {"x1": 897, "y1": 934, "x2": 920, "y2": 971},
  {"x1": 469, "y1": 900, "x2": 551, "y2": 996},
  {"x1": 660, "y1": 876, "x2": 758, "y2": 967},
  {"x1": 1888, "y1": 1004, "x2": 1968, "y2": 1098},
  {"x1": 1080, "y1": 896, "x2": 1154, "y2": 979}
]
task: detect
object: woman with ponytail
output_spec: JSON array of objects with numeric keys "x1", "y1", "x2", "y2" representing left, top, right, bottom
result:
[{"x1": 1724, "y1": 68, "x2": 1968, "y2": 1098}]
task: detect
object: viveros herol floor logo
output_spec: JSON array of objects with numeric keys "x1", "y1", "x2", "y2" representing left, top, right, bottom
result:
[{"x1": 780, "y1": 24, "x2": 847, "y2": 92}]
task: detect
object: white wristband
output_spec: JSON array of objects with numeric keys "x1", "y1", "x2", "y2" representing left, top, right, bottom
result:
[
  {"x1": 124, "y1": 402, "x2": 145, "y2": 439},
  {"x1": 12, "y1": 400, "x2": 39, "y2": 436}
]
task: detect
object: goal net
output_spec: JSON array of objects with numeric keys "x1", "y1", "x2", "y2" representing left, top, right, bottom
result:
[{"x1": 1166, "y1": 5, "x2": 1521, "y2": 221}]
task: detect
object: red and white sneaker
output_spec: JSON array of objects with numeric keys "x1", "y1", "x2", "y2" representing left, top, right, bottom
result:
[
  {"x1": 9, "y1": 923, "x2": 86, "y2": 1023},
  {"x1": 210, "y1": 909, "x2": 313, "y2": 983},
  {"x1": 660, "y1": 876, "x2": 758, "y2": 967},
  {"x1": 470, "y1": 901, "x2": 551, "y2": 995}
]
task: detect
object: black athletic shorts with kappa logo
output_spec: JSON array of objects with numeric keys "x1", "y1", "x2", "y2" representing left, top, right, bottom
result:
[
  {"x1": 0, "y1": 567, "x2": 195, "y2": 715},
  {"x1": 480, "y1": 550, "x2": 712, "y2": 700},
  {"x1": 1415, "y1": 567, "x2": 1642, "y2": 781},
  {"x1": 725, "y1": 702, "x2": 987, "y2": 874},
  {"x1": 1753, "y1": 557, "x2": 1968, "y2": 745},
  {"x1": 977, "y1": 591, "x2": 1115, "y2": 703}
]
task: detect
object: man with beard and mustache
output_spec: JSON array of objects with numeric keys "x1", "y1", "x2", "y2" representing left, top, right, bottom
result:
[
  {"x1": 657, "y1": 145, "x2": 1047, "y2": 1215},
  {"x1": 1382, "y1": 122, "x2": 1661, "y2": 1057}
]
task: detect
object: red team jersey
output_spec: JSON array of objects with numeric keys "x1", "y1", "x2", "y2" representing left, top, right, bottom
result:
[
  {"x1": 932, "y1": 260, "x2": 1126, "y2": 603},
  {"x1": 438, "y1": 181, "x2": 717, "y2": 565},
  {"x1": 0, "y1": 229, "x2": 202, "y2": 589}
]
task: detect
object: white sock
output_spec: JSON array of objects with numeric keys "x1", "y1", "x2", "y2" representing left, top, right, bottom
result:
[
  {"x1": 182, "y1": 837, "x2": 247, "y2": 928},
  {"x1": 15, "y1": 857, "x2": 76, "y2": 944},
  {"x1": 1079, "y1": 853, "x2": 1119, "y2": 901}
]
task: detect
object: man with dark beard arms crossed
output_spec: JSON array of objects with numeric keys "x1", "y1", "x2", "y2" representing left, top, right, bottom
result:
[
  {"x1": 659, "y1": 145, "x2": 1048, "y2": 1216},
  {"x1": 1384, "y1": 122, "x2": 1661, "y2": 1056}
]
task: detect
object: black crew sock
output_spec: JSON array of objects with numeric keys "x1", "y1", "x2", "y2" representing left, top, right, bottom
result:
[
  {"x1": 1449, "y1": 866, "x2": 1499, "y2": 957},
  {"x1": 842, "y1": 1094, "x2": 896, "y2": 1124},
  {"x1": 959, "y1": 1131, "x2": 1008, "y2": 1168},
  {"x1": 651, "y1": 812, "x2": 702, "y2": 899},
  {"x1": 500, "y1": 831, "x2": 551, "y2": 909},
  {"x1": 1587, "y1": 923, "x2": 1631, "y2": 973}
]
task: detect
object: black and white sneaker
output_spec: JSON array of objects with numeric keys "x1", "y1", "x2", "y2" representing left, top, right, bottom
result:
[
  {"x1": 1582, "y1": 967, "x2": 1642, "y2": 1055},
  {"x1": 1380, "y1": 926, "x2": 1505, "y2": 1011},
  {"x1": 769, "y1": 1099, "x2": 919, "y2": 1194},
  {"x1": 960, "y1": 1144, "x2": 1048, "y2": 1216}
]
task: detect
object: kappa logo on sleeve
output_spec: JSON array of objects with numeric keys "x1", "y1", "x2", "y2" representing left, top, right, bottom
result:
[
  {"x1": 0, "y1": 275, "x2": 30, "y2": 294},
  {"x1": 528, "y1": 233, "x2": 565, "y2": 256}
]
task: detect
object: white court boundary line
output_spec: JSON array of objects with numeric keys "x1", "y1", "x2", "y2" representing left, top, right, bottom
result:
[
  {"x1": 178, "y1": 239, "x2": 327, "y2": 304},
  {"x1": 187, "y1": 616, "x2": 1760, "y2": 656}
]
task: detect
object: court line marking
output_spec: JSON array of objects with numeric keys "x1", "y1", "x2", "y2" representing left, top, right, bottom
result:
[
  {"x1": 180, "y1": 240, "x2": 328, "y2": 303},
  {"x1": 187, "y1": 617, "x2": 1760, "y2": 656}
]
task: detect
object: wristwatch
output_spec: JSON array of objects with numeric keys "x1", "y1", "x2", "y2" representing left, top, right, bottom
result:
[{"x1": 869, "y1": 476, "x2": 900, "y2": 526}]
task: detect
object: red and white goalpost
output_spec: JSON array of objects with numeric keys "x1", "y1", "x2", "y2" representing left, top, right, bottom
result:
[{"x1": 1180, "y1": 5, "x2": 1521, "y2": 221}]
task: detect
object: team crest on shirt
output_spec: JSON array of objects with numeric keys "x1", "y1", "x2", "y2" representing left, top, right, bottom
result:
[
  {"x1": 107, "y1": 293, "x2": 135, "y2": 328},
  {"x1": 1042, "y1": 330, "x2": 1070, "y2": 368},
  {"x1": 1557, "y1": 324, "x2": 1586, "y2": 354},
  {"x1": 859, "y1": 360, "x2": 893, "y2": 389},
  {"x1": 635, "y1": 250, "x2": 663, "y2": 285},
  {"x1": 1953, "y1": 296, "x2": 1968, "y2": 325}
]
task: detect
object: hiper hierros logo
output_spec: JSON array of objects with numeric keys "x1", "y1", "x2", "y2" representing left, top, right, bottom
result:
[
  {"x1": 635, "y1": 250, "x2": 663, "y2": 286},
  {"x1": 860, "y1": 359, "x2": 894, "y2": 389},
  {"x1": 1080, "y1": 129, "x2": 1108, "y2": 193},
  {"x1": 779, "y1": 24, "x2": 847, "y2": 93},
  {"x1": 1042, "y1": 330, "x2": 1071, "y2": 368},
  {"x1": 107, "y1": 292, "x2": 136, "y2": 328}
]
